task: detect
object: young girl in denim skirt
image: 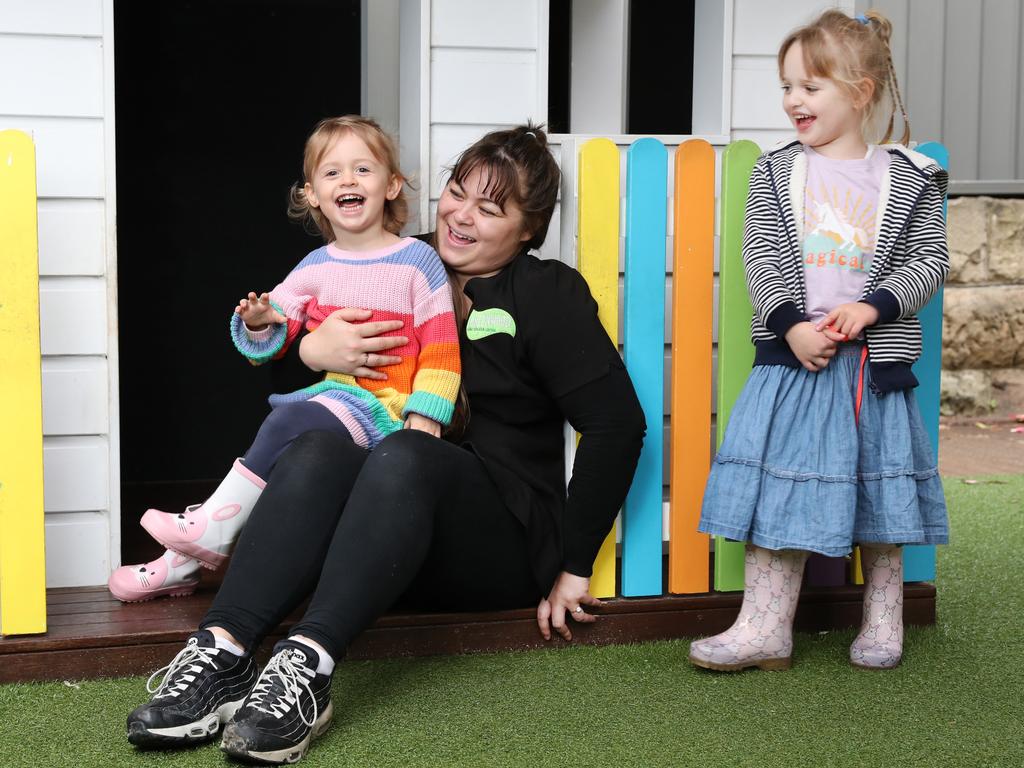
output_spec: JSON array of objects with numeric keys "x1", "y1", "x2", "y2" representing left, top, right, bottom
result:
[{"x1": 689, "y1": 9, "x2": 948, "y2": 672}]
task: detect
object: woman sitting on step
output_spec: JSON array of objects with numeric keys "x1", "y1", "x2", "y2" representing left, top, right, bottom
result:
[{"x1": 124, "y1": 123, "x2": 646, "y2": 766}]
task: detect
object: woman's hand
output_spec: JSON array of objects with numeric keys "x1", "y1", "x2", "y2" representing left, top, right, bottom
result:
[
  {"x1": 536, "y1": 571, "x2": 603, "y2": 641},
  {"x1": 816, "y1": 302, "x2": 879, "y2": 341},
  {"x1": 784, "y1": 321, "x2": 838, "y2": 372},
  {"x1": 235, "y1": 292, "x2": 286, "y2": 330},
  {"x1": 404, "y1": 412, "x2": 441, "y2": 437},
  {"x1": 299, "y1": 307, "x2": 408, "y2": 380}
]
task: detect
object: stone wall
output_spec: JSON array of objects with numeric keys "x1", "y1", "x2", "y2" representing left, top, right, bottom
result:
[{"x1": 941, "y1": 196, "x2": 1024, "y2": 416}]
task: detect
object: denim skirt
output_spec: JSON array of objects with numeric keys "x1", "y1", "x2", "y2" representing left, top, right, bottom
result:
[{"x1": 697, "y1": 345, "x2": 948, "y2": 556}]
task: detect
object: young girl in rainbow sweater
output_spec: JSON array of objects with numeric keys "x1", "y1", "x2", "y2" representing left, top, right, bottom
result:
[
  {"x1": 690, "y1": 10, "x2": 948, "y2": 671},
  {"x1": 110, "y1": 116, "x2": 461, "y2": 602}
]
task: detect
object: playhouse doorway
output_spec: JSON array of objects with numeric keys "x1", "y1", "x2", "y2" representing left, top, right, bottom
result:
[{"x1": 114, "y1": 0, "x2": 361, "y2": 565}]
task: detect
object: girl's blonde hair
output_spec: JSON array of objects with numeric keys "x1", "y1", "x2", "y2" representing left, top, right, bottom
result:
[
  {"x1": 288, "y1": 115, "x2": 409, "y2": 241},
  {"x1": 778, "y1": 9, "x2": 910, "y2": 145}
]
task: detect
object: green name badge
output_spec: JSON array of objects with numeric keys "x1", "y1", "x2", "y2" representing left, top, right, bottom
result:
[{"x1": 466, "y1": 307, "x2": 517, "y2": 340}]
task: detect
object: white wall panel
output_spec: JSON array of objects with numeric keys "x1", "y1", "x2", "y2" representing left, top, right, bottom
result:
[
  {"x1": 732, "y1": 0, "x2": 844, "y2": 55},
  {"x1": 0, "y1": 0, "x2": 103, "y2": 36},
  {"x1": 43, "y1": 435, "x2": 109, "y2": 512},
  {"x1": 731, "y1": 59, "x2": 790, "y2": 130},
  {"x1": 38, "y1": 199, "x2": 106, "y2": 276},
  {"x1": 536, "y1": 203, "x2": 560, "y2": 262},
  {"x1": 0, "y1": 36, "x2": 104, "y2": 118},
  {"x1": 731, "y1": 128, "x2": 790, "y2": 149},
  {"x1": 431, "y1": 0, "x2": 537, "y2": 48},
  {"x1": 429, "y1": 123, "x2": 508, "y2": 196},
  {"x1": 41, "y1": 356, "x2": 108, "y2": 436},
  {"x1": 44, "y1": 511, "x2": 109, "y2": 587},
  {"x1": 431, "y1": 49, "x2": 537, "y2": 124},
  {"x1": 39, "y1": 277, "x2": 108, "y2": 355},
  {"x1": 0, "y1": 117, "x2": 104, "y2": 198}
]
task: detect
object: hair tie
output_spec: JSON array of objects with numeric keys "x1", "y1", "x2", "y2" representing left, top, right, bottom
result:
[
  {"x1": 524, "y1": 130, "x2": 538, "y2": 140},
  {"x1": 855, "y1": 14, "x2": 870, "y2": 25}
]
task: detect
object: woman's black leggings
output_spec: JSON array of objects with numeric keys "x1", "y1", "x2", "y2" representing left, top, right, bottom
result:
[{"x1": 202, "y1": 429, "x2": 541, "y2": 660}]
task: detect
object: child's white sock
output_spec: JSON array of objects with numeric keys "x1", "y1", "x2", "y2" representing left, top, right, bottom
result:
[{"x1": 291, "y1": 635, "x2": 336, "y2": 675}]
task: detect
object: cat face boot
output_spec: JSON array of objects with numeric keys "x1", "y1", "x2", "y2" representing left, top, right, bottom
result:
[
  {"x1": 689, "y1": 545, "x2": 809, "y2": 672},
  {"x1": 850, "y1": 544, "x2": 904, "y2": 669},
  {"x1": 140, "y1": 459, "x2": 266, "y2": 569}
]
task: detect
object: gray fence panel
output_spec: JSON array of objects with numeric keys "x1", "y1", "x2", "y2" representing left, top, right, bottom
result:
[{"x1": 861, "y1": 0, "x2": 1024, "y2": 192}]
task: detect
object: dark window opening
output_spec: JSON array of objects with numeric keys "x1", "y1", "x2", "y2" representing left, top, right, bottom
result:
[
  {"x1": 547, "y1": 0, "x2": 572, "y2": 134},
  {"x1": 627, "y1": 0, "x2": 694, "y2": 135},
  {"x1": 114, "y1": 0, "x2": 361, "y2": 564},
  {"x1": 548, "y1": 0, "x2": 695, "y2": 135}
]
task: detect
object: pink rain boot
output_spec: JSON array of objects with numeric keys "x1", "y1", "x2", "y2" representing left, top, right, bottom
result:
[
  {"x1": 141, "y1": 459, "x2": 266, "y2": 569},
  {"x1": 850, "y1": 544, "x2": 904, "y2": 669},
  {"x1": 689, "y1": 544, "x2": 809, "y2": 672},
  {"x1": 108, "y1": 549, "x2": 200, "y2": 602}
]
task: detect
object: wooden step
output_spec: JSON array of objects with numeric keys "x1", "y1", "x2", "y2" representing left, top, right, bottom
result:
[{"x1": 0, "y1": 581, "x2": 936, "y2": 683}]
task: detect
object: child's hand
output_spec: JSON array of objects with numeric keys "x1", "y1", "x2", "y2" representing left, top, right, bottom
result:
[
  {"x1": 235, "y1": 292, "x2": 286, "y2": 330},
  {"x1": 784, "y1": 322, "x2": 837, "y2": 372},
  {"x1": 815, "y1": 302, "x2": 879, "y2": 341},
  {"x1": 404, "y1": 412, "x2": 441, "y2": 437}
]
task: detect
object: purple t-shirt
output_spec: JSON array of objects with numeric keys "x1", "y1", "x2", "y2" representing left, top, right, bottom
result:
[{"x1": 802, "y1": 145, "x2": 890, "y2": 325}]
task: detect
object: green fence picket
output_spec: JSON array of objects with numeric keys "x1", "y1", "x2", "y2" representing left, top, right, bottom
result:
[{"x1": 713, "y1": 140, "x2": 761, "y2": 592}]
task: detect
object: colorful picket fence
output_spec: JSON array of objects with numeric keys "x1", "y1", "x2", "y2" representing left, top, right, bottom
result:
[
  {"x1": 0, "y1": 130, "x2": 47, "y2": 635},
  {"x1": 573, "y1": 136, "x2": 947, "y2": 596}
]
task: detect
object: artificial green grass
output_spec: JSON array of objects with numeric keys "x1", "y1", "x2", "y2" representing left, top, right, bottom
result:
[{"x1": 2, "y1": 476, "x2": 1021, "y2": 767}]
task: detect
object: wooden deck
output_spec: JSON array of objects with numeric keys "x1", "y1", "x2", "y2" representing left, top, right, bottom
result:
[{"x1": 0, "y1": 579, "x2": 936, "y2": 684}]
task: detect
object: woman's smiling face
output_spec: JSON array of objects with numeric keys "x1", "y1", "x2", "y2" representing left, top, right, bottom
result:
[{"x1": 435, "y1": 166, "x2": 532, "y2": 285}]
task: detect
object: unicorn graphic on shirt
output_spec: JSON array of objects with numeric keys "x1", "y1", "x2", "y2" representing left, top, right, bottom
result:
[{"x1": 812, "y1": 200, "x2": 869, "y2": 251}]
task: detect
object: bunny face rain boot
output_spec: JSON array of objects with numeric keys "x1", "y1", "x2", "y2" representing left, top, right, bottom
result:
[
  {"x1": 140, "y1": 459, "x2": 266, "y2": 569},
  {"x1": 850, "y1": 544, "x2": 904, "y2": 669},
  {"x1": 109, "y1": 549, "x2": 201, "y2": 602},
  {"x1": 689, "y1": 544, "x2": 808, "y2": 672}
]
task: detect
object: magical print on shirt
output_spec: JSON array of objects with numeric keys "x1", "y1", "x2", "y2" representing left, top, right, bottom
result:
[{"x1": 802, "y1": 184, "x2": 877, "y2": 273}]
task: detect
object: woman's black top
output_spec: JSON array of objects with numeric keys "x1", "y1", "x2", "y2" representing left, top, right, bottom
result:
[
  {"x1": 275, "y1": 244, "x2": 645, "y2": 593},
  {"x1": 456, "y1": 250, "x2": 644, "y2": 590}
]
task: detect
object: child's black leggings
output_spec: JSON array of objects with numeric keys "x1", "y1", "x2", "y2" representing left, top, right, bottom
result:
[
  {"x1": 202, "y1": 429, "x2": 540, "y2": 660},
  {"x1": 241, "y1": 401, "x2": 353, "y2": 479}
]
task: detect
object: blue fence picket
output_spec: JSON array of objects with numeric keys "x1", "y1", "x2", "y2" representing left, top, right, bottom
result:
[
  {"x1": 621, "y1": 137, "x2": 668, "y2": 597},
  {"x1": 904, "y1": 141, "x2": 949, "y2": 583}
]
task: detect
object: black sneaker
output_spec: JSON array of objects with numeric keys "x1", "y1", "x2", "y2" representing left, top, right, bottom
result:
[
  {"x1": 127, "y1": 629, "x2": 259, "y2": 748},
  {"x1": 220, "y1": 639, "x2": 333, "y2": 765}
]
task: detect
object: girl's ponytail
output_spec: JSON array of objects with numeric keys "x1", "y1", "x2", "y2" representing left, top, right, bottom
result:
[{"x1": 864, "y1": 11, "x2": 911, "y2": 146}]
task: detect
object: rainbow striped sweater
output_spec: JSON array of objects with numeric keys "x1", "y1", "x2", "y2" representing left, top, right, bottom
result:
[{"x1": 230, "y1": 237, "x2": 461, "y2": 448}]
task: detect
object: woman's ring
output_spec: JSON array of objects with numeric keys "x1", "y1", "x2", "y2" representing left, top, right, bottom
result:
[
  {"x1": 362, "y1": 352, "x2": 369, "y2": 366},
  {"x1": 573, "y1": 606, "x2": 583, "y2": 614}
]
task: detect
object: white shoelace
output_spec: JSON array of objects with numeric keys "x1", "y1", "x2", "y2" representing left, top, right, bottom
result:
[
  {"x1": 246, "y1": 649, "x2": 318, "y2": 727},
  {"x1": 146, "y1": 639, "x2": 219, "y2": 698}
]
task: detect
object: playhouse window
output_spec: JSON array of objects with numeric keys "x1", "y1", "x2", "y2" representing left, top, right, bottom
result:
[{"x1": 548, "y1": 0, "x2": 698, "y2": 135}]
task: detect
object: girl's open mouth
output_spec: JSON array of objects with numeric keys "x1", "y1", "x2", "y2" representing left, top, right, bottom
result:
[
  {"x1": 794, "y1": 114, "x2": 816, "y2": 132},
  {"x1": 336, "y1": 194, "x2": 365, "y2": 211}
]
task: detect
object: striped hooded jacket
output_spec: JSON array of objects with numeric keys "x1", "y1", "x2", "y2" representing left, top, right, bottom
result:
[{"x1": 743, "y1": 140, "x2": 949, "y2": 393}]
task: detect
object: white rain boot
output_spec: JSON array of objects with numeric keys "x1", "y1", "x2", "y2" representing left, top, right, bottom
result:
[
  {"x1": 140, "y1": 459, "x2": 266, "y2": 569},
  {"x1": 850, "y1": 545, "x2": 904, "y2": 669},
  {"x1": 689, "y1": 544, "x2": 808, "y2": 672}
]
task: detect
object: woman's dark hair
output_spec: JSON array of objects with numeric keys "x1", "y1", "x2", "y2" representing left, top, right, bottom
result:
[{"x1": 445, "y1": 123, "x2": 561, "y2": 250}]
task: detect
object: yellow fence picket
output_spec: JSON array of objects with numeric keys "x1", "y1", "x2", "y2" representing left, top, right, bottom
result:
[
  {"x1": 578, "y1": 138, "x2": 621, "y2": 598},
  {"x1": 0, "y1": 130, "x2": 47, "y2": 635}
]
